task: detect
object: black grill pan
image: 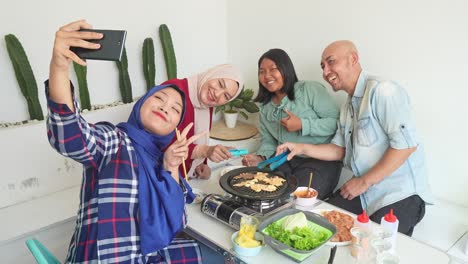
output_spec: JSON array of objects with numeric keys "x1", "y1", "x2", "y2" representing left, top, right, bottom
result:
[{"x1": 219, "y1": 166, "x2": 298, "y2": 200}]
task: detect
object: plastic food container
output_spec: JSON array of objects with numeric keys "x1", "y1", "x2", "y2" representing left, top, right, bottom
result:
[
  {"x1": 231, "y1": 231, "x2": 264, "y2": 257},
  {"x1": 259, "y1": 208, "x2": 337, "y2": 262},
  {"x1": 293, "y1": 187, "x2": 319, "y2": 207}
]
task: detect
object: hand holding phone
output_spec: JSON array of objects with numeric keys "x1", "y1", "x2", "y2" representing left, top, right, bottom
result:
[{"x1": 71, "y1": 29, "x2": 127, "y2": 61}]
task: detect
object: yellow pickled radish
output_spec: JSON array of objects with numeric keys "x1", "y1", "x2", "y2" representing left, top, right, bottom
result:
[
  {"x1": 239, "y1": 223, "x2": 256, "y2": 238},
  {"x1": 235, "y1": 233, "x2": 261, "y2": 248},
  {"x1": 236, "y1": 216, "x2": 261, "y2": 248}
]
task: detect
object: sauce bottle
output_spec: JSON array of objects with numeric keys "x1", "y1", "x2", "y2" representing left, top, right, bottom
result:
[
  {"x1": 355, "y1": 210, "x2": 371, "y2": 233},
  {"x1": 380, "y1": 209, "x2": 399, "y2": 252}
]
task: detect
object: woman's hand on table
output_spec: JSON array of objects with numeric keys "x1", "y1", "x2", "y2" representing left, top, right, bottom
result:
[
  {"x1": 241, "y1": 154, "x2": 264, "y2": 166},
  {"x1": 195, "y1": 164, "x2": 211, "y2": 179}
]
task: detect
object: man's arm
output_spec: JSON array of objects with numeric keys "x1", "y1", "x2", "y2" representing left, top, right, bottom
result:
[
  {"x1": 276, "y1": 142, "x2": 345, "y2": 161},
  {"x1": 340, "y1": 81, "x2": 421, "y2": 200},
  {"x1": 340, "y1": 146, "x2": 417, "y2": 200}
]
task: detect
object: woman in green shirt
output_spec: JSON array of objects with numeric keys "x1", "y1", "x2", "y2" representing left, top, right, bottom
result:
[{"x1": 242, "y1": 48, "x2": 341, "y2": 199}]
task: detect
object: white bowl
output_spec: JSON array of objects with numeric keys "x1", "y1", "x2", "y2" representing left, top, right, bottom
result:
[
  {"x1": 231, "y1": 231, "x2": 264, "y2": 257},
  {"x1": 294, "y1": 186, "x2": 318, "y2": 207}
]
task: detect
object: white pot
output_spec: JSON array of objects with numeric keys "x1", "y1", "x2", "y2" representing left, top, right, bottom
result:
[{"x1": 224, "y1": 111, "x2": 239, "y2": 128}]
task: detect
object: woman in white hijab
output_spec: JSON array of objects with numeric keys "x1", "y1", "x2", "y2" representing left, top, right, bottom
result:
[{"x1": 162, "y1": 64, "x2": 244, "y2": 179}]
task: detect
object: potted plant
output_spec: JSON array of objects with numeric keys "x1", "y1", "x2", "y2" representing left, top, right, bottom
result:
[{"x1": 215, "y1": 88, "x2": 259, "y2": 128}]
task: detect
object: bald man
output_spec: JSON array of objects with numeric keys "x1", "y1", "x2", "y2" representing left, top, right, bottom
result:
[{"x1": 276, "y1": 40, "x2": 433, "y2": 236}]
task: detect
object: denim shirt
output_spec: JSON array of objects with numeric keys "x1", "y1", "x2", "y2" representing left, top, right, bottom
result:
[{"x1": 331, "y1": 71, "x2": 433, "y2": 215}]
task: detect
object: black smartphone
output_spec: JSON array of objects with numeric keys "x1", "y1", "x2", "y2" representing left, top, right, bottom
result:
[{"x1": 71, "y1": 29, "x2": 127, "y2": 61}]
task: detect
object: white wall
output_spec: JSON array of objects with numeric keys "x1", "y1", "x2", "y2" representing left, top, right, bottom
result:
[
  {"x1": 227, "y1": 0, "x2": 468, "y2": 207},
  {"x1": 1, "y1": 0, "x2": 467, "y2": 212},
  {"x1": 0, "y1": 0, "x2": 229, "y2": 208},
  {"x1": 0, "y1": 0, "x2": 228, "y2": 122}
]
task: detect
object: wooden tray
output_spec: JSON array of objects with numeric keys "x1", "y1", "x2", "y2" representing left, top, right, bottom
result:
[{"x1": 209, "y1": 120, "x2": 258, "y2": 141}]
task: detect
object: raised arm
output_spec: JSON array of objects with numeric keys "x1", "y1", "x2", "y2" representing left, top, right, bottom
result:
[
  {"x1": 49, "y1": 19, "x2": 102, "y2": 111},
  {"x1": 46, "y1": 20, "x2": 119, "y2": 169}
]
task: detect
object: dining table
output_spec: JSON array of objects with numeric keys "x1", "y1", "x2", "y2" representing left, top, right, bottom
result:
[{"x1": 184, "y1": 164, "x2": 450, "y2": 264}]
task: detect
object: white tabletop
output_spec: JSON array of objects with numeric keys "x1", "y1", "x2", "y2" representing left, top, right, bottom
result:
[{"x1": 186, "y1": 165, "x2": 450, "y2": 264}]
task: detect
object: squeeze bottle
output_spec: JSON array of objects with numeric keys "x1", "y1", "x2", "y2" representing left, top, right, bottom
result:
[
  {"x1": 355, "y1": 210, "x2": 371, "y2": 233},
  {"x1": 380, "y1": 208, "x2": 399, "y2": 252}
]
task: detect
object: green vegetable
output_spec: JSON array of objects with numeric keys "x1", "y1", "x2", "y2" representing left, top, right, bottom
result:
[
  {"x1": 282, "y1": 212, "x2": 308, "y2": 231},
  {"x1": 264, "y1": 219, "x2": 330, "y2": 251}
]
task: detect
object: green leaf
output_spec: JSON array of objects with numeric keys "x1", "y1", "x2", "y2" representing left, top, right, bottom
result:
[
  {"x1": 239, "y1": 111, "x2": 248, "y2": 120},
  {"x1": 215, "y1": 105, "x2": 225, "y2": 114},
  {"x1": 242, "y1": 89, "x2": 254, "y2": 100},
  {"x1": 230, "y1": 99, "x2": 243, "y2": 108},
  {"x1": 243, "y1": 101, "x2": 259, "y2": 113}
]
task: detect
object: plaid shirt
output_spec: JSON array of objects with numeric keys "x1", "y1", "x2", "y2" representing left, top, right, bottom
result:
[{"x1": 46, "y1": 84, "x2": 202, "y2": 264}]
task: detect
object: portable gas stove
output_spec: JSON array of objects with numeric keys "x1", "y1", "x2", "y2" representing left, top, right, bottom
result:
[
  {"x1": 200, "y1": 193, "x2": 293, "y2": 230},
  {"x1": 200, "y1": 166, "x2": 298, "y2": 230}
]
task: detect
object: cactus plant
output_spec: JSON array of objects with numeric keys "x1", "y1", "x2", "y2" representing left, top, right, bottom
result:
[
  {"x1": 159, "y1": 24, "x2": 177, "y2": 80},
  {"x1": 73, "y1": 62, "x2": 91, "y2": 110},
  {"x1": 142, "y1": 38, "x2": 155, "y2": 90},
  {"x1": 4, "y1": 34, "x2": 44, "y2": 120},
  {"x1": 115, "y1": 46, "x2": 133, "y2": 103}
]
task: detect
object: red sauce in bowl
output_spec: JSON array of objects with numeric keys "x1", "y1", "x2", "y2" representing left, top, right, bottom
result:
[{"x1": 294, "y1": 189, "x2": 318, "y2": 198}]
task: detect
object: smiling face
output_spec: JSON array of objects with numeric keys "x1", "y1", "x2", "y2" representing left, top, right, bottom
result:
[
  {"x1": 199, "y1": 78, "x2": 239, "y2": 107},
  {"x1": 140, "y1": 87, "x2": 183, "y2": 135},
  {"x1": 258, "y1": 58, "x2": 285, "y2": 96},
  {"x1": 320, "y1": 41, "x2": 361, "y2": 95}
]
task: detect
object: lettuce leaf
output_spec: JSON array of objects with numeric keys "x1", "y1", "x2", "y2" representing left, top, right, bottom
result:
[
  {"x1": 282, "y1": 212, "x2": 308, "y2": 231},
  {"x1": 264, "y1": 221, "x2": 329, "y2": 251}
]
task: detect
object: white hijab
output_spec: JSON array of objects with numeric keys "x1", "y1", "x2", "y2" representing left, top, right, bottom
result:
[{"x1": 186, "y1": 64, "x2": 244, "y2": 176}]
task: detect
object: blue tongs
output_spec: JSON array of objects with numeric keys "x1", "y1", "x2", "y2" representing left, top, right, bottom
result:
[
  {"x1": 228, "y1": 149, "x2": 249, "y2": 157},
  {"x1": 257, "y1": 151, "x2": 290, "y2": 170}
]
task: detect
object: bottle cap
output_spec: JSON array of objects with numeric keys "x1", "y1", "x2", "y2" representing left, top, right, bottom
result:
[
  {"x1": 357, "y1": 210, "x2": 370, "y2": 223},
  {"x1": 384, "y1": 209, "x2": 397, "y2": 223}
]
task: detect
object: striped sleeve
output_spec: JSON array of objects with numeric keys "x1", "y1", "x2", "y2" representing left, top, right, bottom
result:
[{"x1": 45, "y1": 81, "x2": 122, "y2": 169}]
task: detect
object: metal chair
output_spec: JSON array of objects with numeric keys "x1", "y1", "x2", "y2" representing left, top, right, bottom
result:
[{"x1": 25, "y1": 238, "x2": 61, "y2": 264}]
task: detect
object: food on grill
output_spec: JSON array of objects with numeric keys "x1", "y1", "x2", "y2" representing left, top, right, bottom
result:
[
  {"x1": 233, "y1": 172, "x2": 256, "y2": 180},
  {"x1": 250, "y1": 183, "x2": 277, "y2": 192},
  {"x1": 232, "y1": 172, "x2": 286, "y2": 192},
  {"x1": 321, "y1": 210, "x2": 353, "y2": 242}
]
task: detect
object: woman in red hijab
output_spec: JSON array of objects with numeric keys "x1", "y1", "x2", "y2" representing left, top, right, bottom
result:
[{"x1": 163, "y1": 64, "x2": 244, "y2": 179}]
